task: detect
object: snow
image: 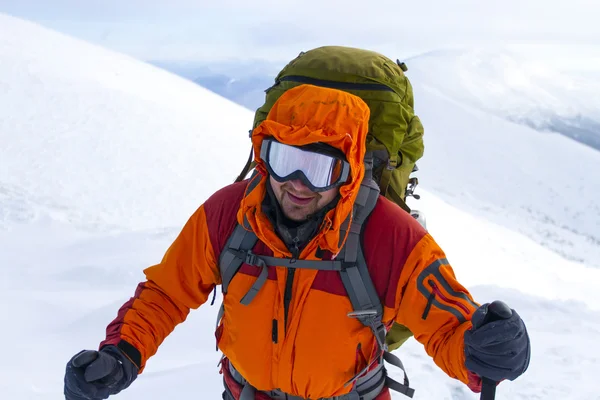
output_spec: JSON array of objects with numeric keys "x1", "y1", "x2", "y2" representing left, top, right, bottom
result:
[
  {"x1": 0, "y1": 13, "x2": 252, "y2": 232},
  {"x1": 407, "y1": 47, "x2": 600, "y2": 150},
  {"x1": 408, "y1": 67, "x2": 600, "y2": 269},
  {"x1": 1, "y1": 13, "x2": 599, "y2": 400},
  {"x1": 408, "y1": 48, "x2": 600, "y2": 121}
]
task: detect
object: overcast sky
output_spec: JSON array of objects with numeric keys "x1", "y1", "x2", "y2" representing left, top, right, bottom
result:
[{"x1": 1, "y1": 0, "x2": 599, "y2": 64}]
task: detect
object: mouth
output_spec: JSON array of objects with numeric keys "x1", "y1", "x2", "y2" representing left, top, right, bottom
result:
[{"x1": 286, "y1": 191, "x2": 315, "y2": 205}]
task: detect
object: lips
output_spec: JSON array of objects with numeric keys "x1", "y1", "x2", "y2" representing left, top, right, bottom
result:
[{"x1": 286, "y1": 191, "x2": 314, "y2": 205}]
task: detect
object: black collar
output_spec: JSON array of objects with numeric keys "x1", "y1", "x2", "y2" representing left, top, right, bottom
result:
[{"x1": 262, "y1": 180, "x2": 339, "y2": 255}]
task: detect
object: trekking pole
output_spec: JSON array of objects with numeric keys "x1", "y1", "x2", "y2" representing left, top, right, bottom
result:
[{"x1": 479, "y1": 301, "x2": 512, "y2": 400}]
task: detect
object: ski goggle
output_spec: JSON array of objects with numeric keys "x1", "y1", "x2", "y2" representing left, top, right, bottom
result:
[{"x1": 260, "y1": 139, "x2": 350, "y2": 192}]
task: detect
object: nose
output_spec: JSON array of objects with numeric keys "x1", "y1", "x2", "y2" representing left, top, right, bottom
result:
[{"x1": 287, "y1": 179, "x2": 313, "y2": 194}]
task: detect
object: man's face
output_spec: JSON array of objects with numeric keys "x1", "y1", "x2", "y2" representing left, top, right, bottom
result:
[{"x1": 269, "y1": 175, "x2": 338, "y2": 222}]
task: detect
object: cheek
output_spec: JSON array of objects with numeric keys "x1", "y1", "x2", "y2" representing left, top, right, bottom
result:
[
  {"x1": 269, "y1": 177, "x2": 282, "y2": 195},
  {"x1": 320, "y1": 189, "x2": 338, "y2": 204}
]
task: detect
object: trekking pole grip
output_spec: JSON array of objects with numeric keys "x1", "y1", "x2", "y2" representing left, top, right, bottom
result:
[{"x1": 479, "y1": 300, "x2": 512, "y2": 400}]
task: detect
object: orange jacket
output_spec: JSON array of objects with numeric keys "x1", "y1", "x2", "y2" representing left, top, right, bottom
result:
[{"x1": 100, "y1": 85, "x2": 479, "y2": 399}]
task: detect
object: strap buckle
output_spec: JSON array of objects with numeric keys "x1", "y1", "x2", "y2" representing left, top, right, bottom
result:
[
  {"x1": 347, "y1": 311, "x2": 388, "y2": 353},
  {"x1": 371, "y1": 321, "x2": 388, "y2": 352},
  {"x1": 347, "y1": 310, "x2": 378, "y2": 318},
  {"x1": 244, "y1": 251, "x2": 266, "y2": 268},
  {"x1": 244, "y1": 251, "x2": 258, "y2": 266}
]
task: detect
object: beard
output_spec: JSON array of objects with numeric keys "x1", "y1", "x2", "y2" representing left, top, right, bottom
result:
[{"x1": 276, "y1": 181, "x2": 322, "y2": 221}]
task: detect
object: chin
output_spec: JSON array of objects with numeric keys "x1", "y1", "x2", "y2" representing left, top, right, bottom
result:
[
  {"x1": 286, "y1": 212, "x2": 308, "y2": 222},
  {"x1": 283, "y1": 208, "x2": 310, "y2": 222}
]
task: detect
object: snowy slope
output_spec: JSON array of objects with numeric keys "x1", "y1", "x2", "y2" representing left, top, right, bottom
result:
[
  {"x1": 406, "y1": 48, "x2": 600, "y2": 150},
  {"x1": 0, "y1": 13, "x2": 253, "y2": 232},
  {"x1": 1, "y1": 13, "x2": 600, "y2": 400},
  {"x1": 408, "y1": 73, "x2": 600, "y2": 268}
]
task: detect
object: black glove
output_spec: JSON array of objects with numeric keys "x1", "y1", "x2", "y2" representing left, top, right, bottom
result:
[
  {"x1": 64, "y1": 345, "x2": 138, "y2": 400},
  {"x1": 464, "y1": 302, "x2": 530, "y2": 382}
]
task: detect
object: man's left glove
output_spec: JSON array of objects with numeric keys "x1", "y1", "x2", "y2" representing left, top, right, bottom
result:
[
  {"x1": 64, "y1": 345, "x2": 138, "y2": 400},
  {"x1": 464, "y1": 302, "x2": 531, "y2": 383}
]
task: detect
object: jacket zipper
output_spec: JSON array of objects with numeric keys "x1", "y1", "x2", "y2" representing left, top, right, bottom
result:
[
  {"x1": 422, "y1": 290, "x2": 435, "y2": 320},
  {"x1": 422, "y1": 279, "x2": 470, "y2": 320},
  {"x1": 283, "y1": 237, "x2": 300, "y2": 332},
  {"x1": 278, "y1": 75, "x2": 395, "y2": 93},
  {"x1": 272, "y1": 319, "x2": 278, "y2": 344},
  {"x1": 283, "y1": 269, "x2": 296, "y2": 332}
]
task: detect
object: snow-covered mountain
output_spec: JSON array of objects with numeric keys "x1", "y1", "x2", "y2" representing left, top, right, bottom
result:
[
  {"x1": 0, "y1": 14, "x2": 252, "y2": 232},
  {"x1": 407, "y1": 48, "x2": 600, "y2": 151},
  {"x1": 1, "y1": 13, "x2": 599, "y2": 400},
  {"x1": 410, "y1": 70, "x2": 600, "y2": 269},
  {"x1": 149, "y1": 59, "x2": 282, "y2": 110},
  {"x1": 192, "y1": 73, "x2": 274, "y2": 111}
]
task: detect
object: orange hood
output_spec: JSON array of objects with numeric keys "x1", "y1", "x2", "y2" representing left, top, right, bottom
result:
[{"x1": 238, "y1": 84, "x2": 370, "y2": 256}]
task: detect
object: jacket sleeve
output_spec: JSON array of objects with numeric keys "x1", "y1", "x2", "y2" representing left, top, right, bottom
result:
[
  {"x1": 99, "y1": 204, "x2": 221, "y2": 372},
  {"x1": 393, "y1": 233, "x2": 480, "y2": 389}
]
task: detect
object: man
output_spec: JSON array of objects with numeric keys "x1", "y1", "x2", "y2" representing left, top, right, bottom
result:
[{"x1": 64, "y1": 84, "x2": 530, "y2": 400}]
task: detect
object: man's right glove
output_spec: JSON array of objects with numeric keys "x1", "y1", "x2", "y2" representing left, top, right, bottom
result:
[
  {"x1": 464, "y1": 302, "x2": 531, "y2": 384},
  {"x1": 64, "y1": 345, "x2": 138, "y2": 400}
]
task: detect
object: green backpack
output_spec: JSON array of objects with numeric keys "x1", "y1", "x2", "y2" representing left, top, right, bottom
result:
[{"x1": 236, "y1": 46, "x2": 425, "y2": 351}]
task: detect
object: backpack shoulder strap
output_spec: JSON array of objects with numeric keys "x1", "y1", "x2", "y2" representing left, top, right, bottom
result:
[
  {"x1": 218, "y1": 172, "x2": 265, "y2": 293},
  {"x1": 219, "y1": 221, "x2": 259, "y2": 294},
  {"x1": 339, "y1": 180, "x2": 415, "y2": 398},
  {"x1": 338, "y1": 180, "x2": 384, "y2": 346}
]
